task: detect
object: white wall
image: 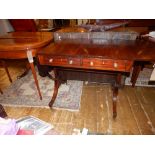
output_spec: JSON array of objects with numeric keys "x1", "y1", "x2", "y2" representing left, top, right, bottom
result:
[{"x1": 0, "y1": 19, "x2": 14, "y2": 35}]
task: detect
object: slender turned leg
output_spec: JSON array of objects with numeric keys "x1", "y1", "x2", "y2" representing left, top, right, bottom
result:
[
  {"x1": 17, "y1": 61, "x2": 30, "y2": 79},
  {"x1": 29, "y1": 62, "x2": 42, "y2": 100},
  {"x1": 1, "y1": 60, "x2": 12, "y2": 83},
  {"x1": 0, "y1": 88, "x2": 3, "y2": 94},
  {"x1": 131, "y1": 64, "x2": 142, "y2": 87},
  {"x1": 26, "y1": 50, "x2": 42, "y2": 100}
]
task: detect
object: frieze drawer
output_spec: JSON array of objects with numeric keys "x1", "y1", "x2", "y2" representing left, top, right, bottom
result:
[
  {"x1": 39, "y1": 56, "x2": 133, "y2": 72},
  {"x1": 45, "y1": 57, "x2": 68, "y2": 65},
  {"x1": 41, "y1": 56, "x2": 81, "y2": 67},
  {"x1": 82, "y1": 58, "x2": 133, "y2": 72}
]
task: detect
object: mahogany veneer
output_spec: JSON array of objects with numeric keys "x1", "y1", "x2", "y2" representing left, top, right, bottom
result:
[
  {"x1": 38, "y1": 34, "x2": 155, "y2": 118},
  {"x1": 0, "y1": 32, "x2": 53, "y2": 99}
]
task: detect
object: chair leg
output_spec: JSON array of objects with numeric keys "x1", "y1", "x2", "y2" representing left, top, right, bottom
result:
[
  {"x1": 0, "y1": 104, "x2": 7, "y2": 118},
  {"x1": 0, "y1": 88, "x2": 3, "y2": 94},
  {"x1": 1, "y1": 60, "x2": 12, "y2": 83}
]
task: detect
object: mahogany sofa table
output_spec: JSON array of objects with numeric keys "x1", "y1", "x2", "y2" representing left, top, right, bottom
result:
[
  {"x1": 38, "y1": 30, "x2": 155, "y2": 118},
  {"x1": 0, "y1": 32, "x2": 53, "y2": 100}
]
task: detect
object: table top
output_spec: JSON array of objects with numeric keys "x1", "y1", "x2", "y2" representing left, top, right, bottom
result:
[
  {"x1": 38, "y1": 37, "x2": 155, "y2": 62},
  {"x1": 0, "y1": 32, "x2": 53, "y2": 51},
  {"x1": 38, "y1": 27, "x2": 155, "y2": 62},
  {"x1": 37, "y1": 27, "x2": 155, "y2": 75}
]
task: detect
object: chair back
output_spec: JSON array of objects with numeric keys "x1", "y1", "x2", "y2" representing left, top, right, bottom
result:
[{"x1": 9, "y1": 19, "x2": 37, "y2": 31}]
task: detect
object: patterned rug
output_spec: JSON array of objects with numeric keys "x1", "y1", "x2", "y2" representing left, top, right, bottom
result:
[
  {"x1": 125, "y1": 68, "x2": 155, "y2": 87},
  {"x1": 0, "y1": 71, "x2": 83, "y2": 111}
]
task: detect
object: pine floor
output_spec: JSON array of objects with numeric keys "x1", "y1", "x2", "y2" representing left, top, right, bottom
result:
[{"x1": 0, "y1": 60, "x2": 155, "y2": 135}]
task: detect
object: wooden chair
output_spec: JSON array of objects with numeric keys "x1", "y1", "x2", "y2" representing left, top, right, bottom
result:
[
  {"x1": 0, "y1": 104, "x2": 7, "y2": 118},
  {"x1": 0, "y1": 60, "x2": 12, "y2": 94},
  {"x1": 0, "y1": 60, "x2": 12, "y2": 83},
  {"x1": 8, "y1": 19, "x2": 38, "y2": 79},
  {"x1": 0, "y1": 88, "x2": 3, "y2": 94},
  {"x1": 9, "y1": 19, "x2": 54, "y2": 79},
  {"x1": 9, "y1": 19, "x2": 38, "y2": 31},
  {"x1": 0, "y1": 61, "x2": 7, "y2": 117}
]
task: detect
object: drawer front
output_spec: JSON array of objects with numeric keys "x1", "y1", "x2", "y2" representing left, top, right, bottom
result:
[
  {"x1": 82, "y1": 58, "x2": 133, "y2": 72},
  {"x1": 40, "y1": 56, "x2": 81, "y2": 67},
  {"x1": 48, "y1": 57, "x2": 67, "y2": 65},
  {"x1": 67, "y1": 57, "x2": 81, "y2": 66},
  {"x1": 82, "y1": 58, "x2": 104, "y2": 68},
  {"x1": 39, "y1": 55, "x2": 133, "y2": 72}
]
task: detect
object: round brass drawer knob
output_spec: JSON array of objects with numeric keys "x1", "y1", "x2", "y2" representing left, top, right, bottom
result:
[
  {"x1": 69, "y1": 60, "x2": 73, "y2": 64},
  {"x1": 49, "y1": 59, "x2": 53, "y2": 63},
  {"x1": 114, "y1": 62, "x2": 118, "y2": 68},
  {"x1": 90, "y1": 61, "x2": 94, "y2": 66}
]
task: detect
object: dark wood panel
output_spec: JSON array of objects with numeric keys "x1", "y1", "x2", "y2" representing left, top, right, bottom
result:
[
  {"x1": 9, "y1": 19, "x2": 37, "y2": 31},
  {"x1": 128, "y1": 19, "x2": 155, "y2": 27}
]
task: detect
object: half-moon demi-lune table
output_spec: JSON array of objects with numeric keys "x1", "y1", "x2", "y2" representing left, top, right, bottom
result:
[{"x1": 0, "y1": 32, "x2": 53, "y2": 100}]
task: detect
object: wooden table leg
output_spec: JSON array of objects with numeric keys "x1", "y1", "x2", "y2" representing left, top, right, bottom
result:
[
  {"x1": 49, "y1": 79, "x2": 60, "y2": 107},
  {"x1": 49, "y1": 69, "x2": 61, "y2": 107},
  {"x1": 1, "y1": 60, "x2": 12, "y2": 83},
  {"x1": 112, "y1": 73, "x2": 122, "y2": 118},
  {"x1": 29, "y1": 62, "x2": 42, "y2": 100},
  {"x1": 0, "y1": 88, "x2": 3, "y2": 94},
  {"x1": 131, "y1": 63, "x2": 143, "y2": 87},
  {"x1": 0, "y1": 104, "x2": 7, "y2": 118},
  {"x1": 131, "y1": 65, "x2": 141, "y2": 87},
  {"x1": 112, "y1": 86, "x2": 118, "y2": 118},
  {"x1": 27, "y1": 50, "x2": 42, "y2": 100}
]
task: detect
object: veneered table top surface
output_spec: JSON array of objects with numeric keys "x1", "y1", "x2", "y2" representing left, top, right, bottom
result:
[
  {"x1": 0, "y1": 32, "x2": 53, "y2": 51},
  {"x1": 39, "y1": 37, "x2": 155, "y2": 62},
  {"x1": 38, "y1": 27, "x2": 155, "y2": 62}
]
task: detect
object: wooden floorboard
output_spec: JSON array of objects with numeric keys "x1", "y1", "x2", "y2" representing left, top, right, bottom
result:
[
  {"x1": 119, "y1": 87, "x2": 141, "y2": 134},
  {"x1": 125, "y1": 87, "x2": 154, "y2": 134},
  {"x1": 0, "y1": 60, "x2": 155, "y2": 135}
]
